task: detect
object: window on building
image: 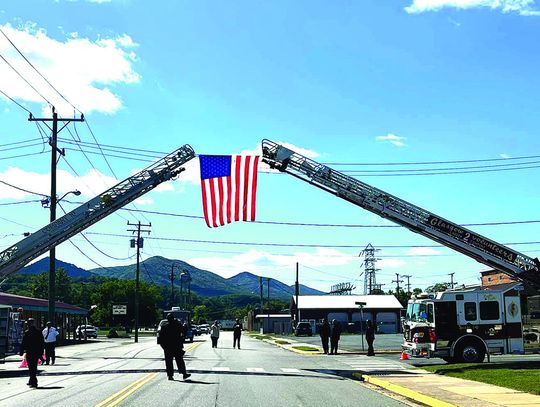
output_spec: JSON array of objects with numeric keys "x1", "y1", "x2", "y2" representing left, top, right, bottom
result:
[
  {"x1": 464, "y1": 302, "x2": 477, "y2": 321},
  {"x1": 480, "y1": 301, "x2": 500, "y2": 320}
]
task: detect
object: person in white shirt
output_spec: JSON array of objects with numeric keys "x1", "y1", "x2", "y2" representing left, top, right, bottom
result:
[{"x1": 42, "y1": 321, "x2": 59, "y2": 365}]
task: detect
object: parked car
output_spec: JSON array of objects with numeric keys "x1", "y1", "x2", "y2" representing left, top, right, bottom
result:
[
  {"x1": 76, "y1": 325, "x2": 98, "y2": 339},
  {"x1": 294, "y1": 322, "x2": 312, "y2": 336},
  {"x1": 199, "y1": 324, "x2": 210, "y2": 334}
]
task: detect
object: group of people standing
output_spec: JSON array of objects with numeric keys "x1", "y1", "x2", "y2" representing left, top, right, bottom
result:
[
  {"x1": 209, "y1": 319, "x2": 242, "y2": 349},
  {"x1": 19, "y1": 319, "x2": 60, "y2": 388},
  {"x1": 319, "y1": 318, "x2": 376, "y2": 356},
  {"x1": 319, "y1": 319, "x2": 342, "y2": 355}
]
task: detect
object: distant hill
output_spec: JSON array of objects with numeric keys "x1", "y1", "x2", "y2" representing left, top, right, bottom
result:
[
  {"x1": 227, "y1": 271, "x2": 326, "y2": 299},
  {"x1": 89, "y1": 256, "x2": 247, "y2": 297},
  {"x1": 21, "y1": 257, "x2": 93, "y2": 278},
  {"x1": 21, "y1": 256, "x2": 326, "y2": 299}
]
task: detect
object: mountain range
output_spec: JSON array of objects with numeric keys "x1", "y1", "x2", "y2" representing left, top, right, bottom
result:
[{"x1": 21, "y1": 256, "x2": 325, "y2": 300}]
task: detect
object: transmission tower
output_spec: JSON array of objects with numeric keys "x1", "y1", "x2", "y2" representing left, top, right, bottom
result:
[{"x1": 360, "y1": 243, "x2": 380, "y2": 295}]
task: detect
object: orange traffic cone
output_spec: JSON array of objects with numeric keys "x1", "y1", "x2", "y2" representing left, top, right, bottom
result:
[
  {"x1": 19, "y1": 353, "x2": 27, "y2": 368},
  {"x1": 400, "y1": 351, "x2": 409, "y2": 361}
]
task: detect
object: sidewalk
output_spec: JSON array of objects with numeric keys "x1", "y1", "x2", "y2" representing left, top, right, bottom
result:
[{"x1": 355, "y1": 371, "x2": 540, "y2": 407}]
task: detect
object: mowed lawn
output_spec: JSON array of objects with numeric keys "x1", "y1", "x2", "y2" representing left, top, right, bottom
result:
[{"x1": 423, "y1": 361, "x2": 540, "y2": 395}]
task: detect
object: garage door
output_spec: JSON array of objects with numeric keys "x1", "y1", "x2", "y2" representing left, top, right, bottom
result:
[
  {"x1": 327, "y1": 312, "x2": 348, "y2": 323},
  {"x1": 351, "y1": 312, "x2": 372, "y2": 322},
  {"x1": 376, "y1": 312, "x2": 398, "y2": 333}
]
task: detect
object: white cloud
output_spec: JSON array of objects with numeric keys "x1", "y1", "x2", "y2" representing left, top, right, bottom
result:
[
  {"x1": 404, "y1": 247, "x2": 441, "y2": 256},
  {"x1": 0, "y1": 23, "x2": 140, "y2": 116},
  {"x1": 0, "y1": 166, "x2": 167, "y2": 205},
  {"x1": 188, "y1": 248, "x2": 355, "y2": 279},
  {"x1": 405, "y1": 0, "x2": 540, "y2": 16},
  {"x1": 378, "y1": 258, "x2": 407, "y2": 269},
  {"x1": 376, "y1": 133, "x2": 407, "y2": 147},
  {"x1": 500, "y1": 153, "x2": 511, "y2": 158}
]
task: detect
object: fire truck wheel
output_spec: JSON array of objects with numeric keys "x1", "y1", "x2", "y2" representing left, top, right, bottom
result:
[{"x1": 456, "y1": 341, "x2": 485, "y2": 363}]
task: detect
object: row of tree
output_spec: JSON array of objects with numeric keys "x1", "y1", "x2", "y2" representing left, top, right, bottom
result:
[{"x1": 2, "y1": 269, "x2": 289, "y2": 327}]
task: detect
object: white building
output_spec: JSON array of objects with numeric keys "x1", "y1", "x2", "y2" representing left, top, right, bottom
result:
[{"x1": 291, "y1": 295, "x2": 404, "y2": 334}]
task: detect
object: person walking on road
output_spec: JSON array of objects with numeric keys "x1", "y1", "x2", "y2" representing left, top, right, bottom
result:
[
  {"x1": 157, "y1": 313, "x2": 191, "y2": 381},
  {"x1": 210, "y1": 320, "x2": 220, "y2": 348},
  {"x1": 42, "y1": 321, "x2": 59, "y2": 365},
  {"x1": 366, "y1": 320, "x2": 376, "y2": 356},
  {"x1": 330, "y1": 319, "x2": 341, "y2": 355},
  {"x1": 232, "y1": 319, "x2": 242, "y2": 349},
  {"x1": 319, "y1": 318, "x2": 330, "y2": 355},
  {"x1": 20, "y1": 318, "x2": 45, "y2": 388}
]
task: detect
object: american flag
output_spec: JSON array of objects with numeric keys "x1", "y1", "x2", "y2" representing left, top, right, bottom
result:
[{"x1": 199, "y1": 155, "x2": 260, "y2": 228}]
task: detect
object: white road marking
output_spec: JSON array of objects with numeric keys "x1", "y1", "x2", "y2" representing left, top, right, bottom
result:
[
  {"x1": 212, "y1": 367, "x2": 231, "y2": 371},
  {"x1": 281, "y1": 368, "x2": 300, "y2": 373},
  {"x1": 246, "y1": 368, "x2": 265, "y2": 372}
]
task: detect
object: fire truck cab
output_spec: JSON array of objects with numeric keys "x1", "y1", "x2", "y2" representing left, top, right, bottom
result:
[{"x1": 402, "y1": 283, "x2": 523, "y2": 363}]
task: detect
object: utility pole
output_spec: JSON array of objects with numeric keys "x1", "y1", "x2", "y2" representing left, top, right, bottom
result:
[
  {"x1": 29, "y1": 108, "x2": 84, "y2": 323},
  {"x1": 170, "y1": 263, "x2": 176, "y2": 309},
  {"x1": 449, "y1": 272, "x2": 457, "y2": 290},
  {"x1": 295, "y1": 262, "x2": 299, "y2": 326},
  {"x1": 259, "y1": 276, "x2": 263, "y2": 333},
  {"x1": 392, "y1": 273, "x2": 404, "y2": 294},
  {"x1": 267, "y1": 277, "x2": 271, "y2": 330},
  {"x1": 128, "y1": 221, "x2": 151, "y2": 343},
  {"x1": 402, "y1": 275, "x2": 412, "y2": 296}
]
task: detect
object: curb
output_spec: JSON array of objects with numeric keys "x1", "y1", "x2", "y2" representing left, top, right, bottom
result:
[{"x1": 352, "y1": 373, "x2": 457, "y2": 407}]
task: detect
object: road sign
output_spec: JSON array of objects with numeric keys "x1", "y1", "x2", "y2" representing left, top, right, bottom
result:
[{"x1": 112, "y1": 304, "x2": 127, "y2": 315}]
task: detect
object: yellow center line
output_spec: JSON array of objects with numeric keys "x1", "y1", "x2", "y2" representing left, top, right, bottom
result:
[
  {"x1": 106, "y1": 372, "x2": 158, "y2": 407},
  {"x1": 94, "y1": 341, "x2": 202, "y2": 407},
  {"x1": 95, "y1": 373, "x2": 156, "y2": 407}
]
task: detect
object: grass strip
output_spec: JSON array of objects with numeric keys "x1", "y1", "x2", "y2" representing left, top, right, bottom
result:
[
  {"x1": 292, "y1": 346, "x2": 319, "y2": 352},
  {"x1": 422, "y1": 361, "x2": 540, "y2": 395},
  {"x1": 274, "y1": 340, "x2": 290, "y2": 345}
]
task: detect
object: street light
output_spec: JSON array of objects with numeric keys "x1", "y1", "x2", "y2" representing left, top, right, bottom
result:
[{"x1": 47, "y1": 189, "x2": 81, "y2": 323}]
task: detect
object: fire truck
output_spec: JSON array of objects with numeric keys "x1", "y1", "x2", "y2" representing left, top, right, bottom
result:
[
  {"x1": 261, "y1": 139, "x2": 540, "y2": 362},
  {"x1": 0, "y1": 144, "x2": 196, "y2": 360}
]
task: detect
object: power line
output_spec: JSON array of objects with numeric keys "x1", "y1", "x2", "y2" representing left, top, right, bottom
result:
[
  {"x1": 0, "y1": 27, "x2": 80, "y2": 114},
  {"x1": 0, "y1": 178, "x2": 45, "y2": 196},
  {"x1": 324, "y1": 154, "x2": 540, "y2": 166},
  {"x1": 0, "y1": 88, "x2": 33, "y2": 114},
  {"x1": 0, "y1": 51, "x2": 53, "y2": 106}
]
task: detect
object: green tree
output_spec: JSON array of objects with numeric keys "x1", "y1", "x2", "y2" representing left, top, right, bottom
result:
[
  {"x1": 192, "y1": 305, "x2": 209, "y2": 324},
  {"x1": 28, "y1": 268, "x2": 73, "y2": 302},
  {"x1": 426, "y1": 283, "x2": 449, "y2": 294}
]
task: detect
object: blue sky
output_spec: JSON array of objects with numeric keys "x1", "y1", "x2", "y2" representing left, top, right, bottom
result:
[{"x1": 0, "y1": 0, "x2": 539, "y2": 293}]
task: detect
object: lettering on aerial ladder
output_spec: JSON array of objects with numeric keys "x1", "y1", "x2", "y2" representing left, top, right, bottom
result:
[{"x1": 428, "y1": 215, "x2": 517, "y2": 262}]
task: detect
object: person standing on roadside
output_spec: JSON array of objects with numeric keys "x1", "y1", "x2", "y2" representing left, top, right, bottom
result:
[
  {"x1": 366, "y1": 320, "x2": 376, "y2": 356},
  {"x1": 232, "y1": 319, "x2": 242, "y2": 349},
  {"x1": 20, "y1": 318, "x2": 45, "y2": 388},
  {"x1": 157, "y1": 313, "x2": 191, "y2": 381},
  {"x1": 319, "y1": 318, "x2": 331, "y2": 355},
  {"x1": 42, "y1": 321, "x2": 59, "y2": 365},
  {"x1": 210, "y1": 320, "x2": 220, "y2": 348},
  {"x1": 330, "y1": 319, "x2": 342, "y2": 355}
]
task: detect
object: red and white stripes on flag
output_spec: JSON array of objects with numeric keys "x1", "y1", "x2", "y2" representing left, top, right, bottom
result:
[{"x1": 199, "y1": 155, "x2": 260, "y2": 228}]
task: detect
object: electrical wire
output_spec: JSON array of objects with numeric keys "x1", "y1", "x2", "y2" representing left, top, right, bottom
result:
[
  {"x1": 324, "y1": 154, "x2": 540, "y2": 166},
  {"x1": 0, "y1": 151, "x2": 47, "y2": 161},
  {"x1": 0, "y1": 51, "x2": 53, "y2": 106},
  {"x1": 0, "y1": 27, "x2": 80, "y2": 114},
  {"x1": 0, "y1": 178, "x2": 45, "y2": 196},
  {"x1": 0, "y1": 88, "x2": 33, "y2": 114}
]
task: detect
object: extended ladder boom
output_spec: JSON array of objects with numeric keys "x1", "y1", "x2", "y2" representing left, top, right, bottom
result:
[
  {"x1": 261, "y1": 139, "x2": 540, "y2": 287},
  {"x1": 0, "y1": 144, "x2": 196, "y2": 278}
]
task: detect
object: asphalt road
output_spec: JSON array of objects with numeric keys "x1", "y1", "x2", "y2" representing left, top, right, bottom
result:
[{"x1": 0, "y1": 332, "x2": 409, "y2": 407}]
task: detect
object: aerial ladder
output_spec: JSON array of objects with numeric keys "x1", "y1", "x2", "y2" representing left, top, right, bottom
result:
[
  {"x1": 261, "y1": 139, "x2": 540, "y2": 289},
  {"x1": 0, "y1": 144, "x2": 196, "y2": 279}
]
